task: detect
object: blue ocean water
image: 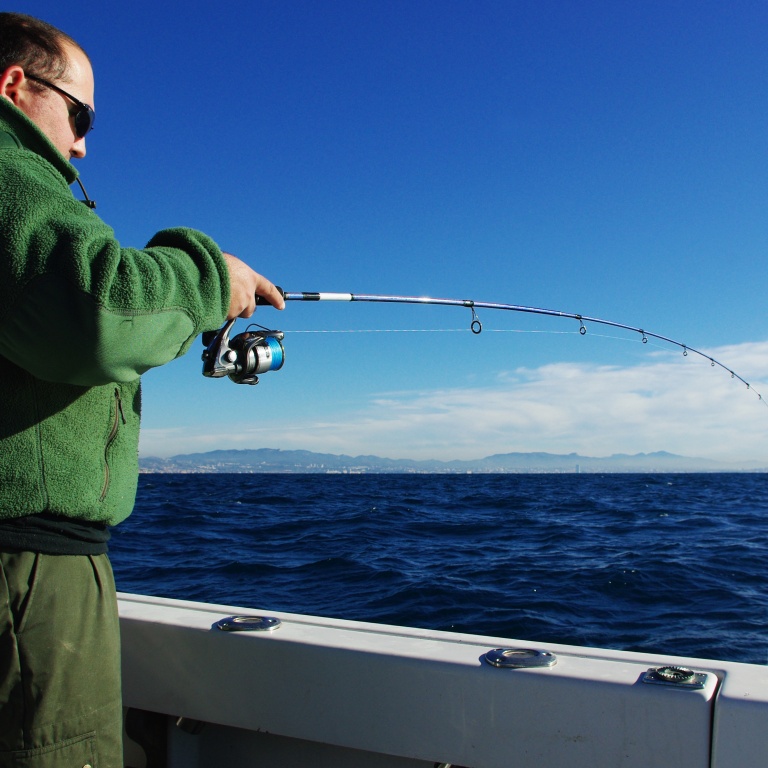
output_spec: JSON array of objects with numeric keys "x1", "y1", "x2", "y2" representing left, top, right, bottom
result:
[{"x1": 109, "y1": 473, "x2": 768, "y2": 665}]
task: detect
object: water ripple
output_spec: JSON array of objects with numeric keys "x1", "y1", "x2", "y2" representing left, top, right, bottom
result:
[{"x1": 111, "y1": 473, "x2": 768, "y2": 664}]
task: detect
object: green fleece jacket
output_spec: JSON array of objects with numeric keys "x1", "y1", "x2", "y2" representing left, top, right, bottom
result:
[{"x1": 0, "y1": 98, "x2": 229, "y2": 526}]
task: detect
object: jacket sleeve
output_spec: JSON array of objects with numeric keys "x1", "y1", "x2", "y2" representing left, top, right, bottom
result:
[{"x1": 0, "y1": 149, "x2": 230, "y2": 386}]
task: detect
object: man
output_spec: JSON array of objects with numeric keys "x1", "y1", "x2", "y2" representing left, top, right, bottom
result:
[{"x1": 0, "y1": 12, "x2": 283, "y2": 767}]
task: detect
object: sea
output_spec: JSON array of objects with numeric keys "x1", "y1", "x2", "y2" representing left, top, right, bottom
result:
[{"x1": 109, "y1": 472, "x2": 768, "y2": 665}]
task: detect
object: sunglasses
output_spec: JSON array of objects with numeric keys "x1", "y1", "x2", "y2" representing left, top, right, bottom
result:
[{"x1": 26, "y1": 74, "x2": 95, "y2": 138}]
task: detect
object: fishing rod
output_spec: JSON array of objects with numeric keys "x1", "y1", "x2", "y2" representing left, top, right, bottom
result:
[{"x1": 201, "y1": 290, "x2": 765, "y2": 404}]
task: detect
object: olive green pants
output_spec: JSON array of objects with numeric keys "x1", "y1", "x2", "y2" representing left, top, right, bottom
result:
[{"x1": 0, "y1": 552, "x2": 123, "y2": 768}]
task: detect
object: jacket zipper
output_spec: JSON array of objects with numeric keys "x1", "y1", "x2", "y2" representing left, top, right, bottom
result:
[{"x1": 100, "y1": 388, "x2": 126, "y2": 501}]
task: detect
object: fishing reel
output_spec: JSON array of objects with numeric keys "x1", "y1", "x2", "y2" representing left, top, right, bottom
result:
[{"x1": 201, "y1": 319, "x2": 285, "y2": 385}]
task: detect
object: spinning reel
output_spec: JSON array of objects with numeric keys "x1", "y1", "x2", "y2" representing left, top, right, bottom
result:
[{"x1": 201, "y1": 319, "x2": 285, "y2": 385}]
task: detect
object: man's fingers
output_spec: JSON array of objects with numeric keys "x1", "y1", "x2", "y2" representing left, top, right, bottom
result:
[{"x1": 222, "y1": 252, "x2": 284, "y2": 318}]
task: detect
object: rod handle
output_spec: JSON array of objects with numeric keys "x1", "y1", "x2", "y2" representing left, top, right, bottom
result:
[{"x1": 256, "y1": 286, "x2": 285, "y2": 306}]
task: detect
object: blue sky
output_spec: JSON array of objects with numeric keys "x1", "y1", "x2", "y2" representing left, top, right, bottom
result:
[{"x1": 22, "y1": 0, "x2": 768, "y2": 463}]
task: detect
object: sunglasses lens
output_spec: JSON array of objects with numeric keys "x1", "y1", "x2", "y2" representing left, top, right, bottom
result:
[{"x1": 75, "y1": 107, "x2": 95, "y2": 138}]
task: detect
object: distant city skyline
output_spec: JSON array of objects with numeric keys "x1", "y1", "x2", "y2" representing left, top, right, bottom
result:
[{"x1": 139, "y1": 446, "x2": 766, "y2": 474}]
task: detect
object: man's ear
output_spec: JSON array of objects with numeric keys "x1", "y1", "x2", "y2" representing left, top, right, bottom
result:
[{"x1": 0, "y1": 65, "x2": 25, "y2": 105}]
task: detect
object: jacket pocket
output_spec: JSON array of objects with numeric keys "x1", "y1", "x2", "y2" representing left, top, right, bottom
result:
[
  {"x1": 2, "y1": 731, "x2": 96, "y2": 767},
  {"x1": 100, "y1": 388, "x2": 126, "y2": 502}
]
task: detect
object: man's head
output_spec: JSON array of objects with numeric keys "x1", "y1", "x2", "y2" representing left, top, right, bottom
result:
[{"x1": 0, "y1": 13, "x2": 94, "y2": 160}]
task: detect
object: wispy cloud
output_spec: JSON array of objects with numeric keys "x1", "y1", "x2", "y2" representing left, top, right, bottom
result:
[{"x1": 140, "y1": 341, "x2": 768, "y2": 463}]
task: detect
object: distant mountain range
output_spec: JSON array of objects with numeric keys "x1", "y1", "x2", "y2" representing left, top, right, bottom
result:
[{"x1": 139, "y1": 448, "x2": 765, "y2": 474}]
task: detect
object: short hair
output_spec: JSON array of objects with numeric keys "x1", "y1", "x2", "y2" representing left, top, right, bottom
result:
[{"x1": 0, "y1": 12, "x2": 87, "y2": 84}]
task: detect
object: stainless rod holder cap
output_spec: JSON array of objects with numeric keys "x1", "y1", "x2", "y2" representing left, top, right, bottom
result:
[
  {"x1": 484, "y1": 648, "x2": 557, "y2": 669},
  {"x1": 215, "y1": 616, "x2": 282, "y2": 632}
]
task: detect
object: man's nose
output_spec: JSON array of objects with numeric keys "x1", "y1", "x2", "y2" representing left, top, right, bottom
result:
[{"x1": 71, "y1": 136, "x2": 87, "y2": 159}]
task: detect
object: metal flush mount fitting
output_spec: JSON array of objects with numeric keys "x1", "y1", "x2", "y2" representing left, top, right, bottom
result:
[
  {"x1": 214, "y1": 616, "x2": 282, "y2": 632},
  {"x1": 483, "y1": 648, "x2": 558, "y2": 669},
  {"x1": 643, "y1": 666, "x2": 708, "y2": 689}
]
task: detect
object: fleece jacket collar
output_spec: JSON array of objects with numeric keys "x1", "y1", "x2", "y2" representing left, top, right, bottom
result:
[{"x1": 0, "y1": 96, "x2": 78, "y2": 185}]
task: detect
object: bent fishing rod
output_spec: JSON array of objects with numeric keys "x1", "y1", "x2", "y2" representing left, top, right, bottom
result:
[{"x1": 201, "y1": 290, "x2": 765, "y2": 404}]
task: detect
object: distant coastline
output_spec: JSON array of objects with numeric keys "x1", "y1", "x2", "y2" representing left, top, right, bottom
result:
[{"x1": 139, "y1": 448, "x2": 766, "y2": 474}]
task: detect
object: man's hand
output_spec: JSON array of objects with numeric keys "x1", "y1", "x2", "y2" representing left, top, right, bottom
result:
[{"x1": 222, "y1": 252, "x2": 285, "y2": 318}]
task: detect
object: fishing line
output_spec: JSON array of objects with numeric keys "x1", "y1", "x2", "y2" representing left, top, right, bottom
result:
[
  {"x1": 288, "y1": 328, "x2": 712, "y2": 373},
  {"x1": 287, "y1": 327, "x2": 689, "y2": 355},
  {"x1": 286, "y1": 328, "x2": 580, "y2": 334},
  {"x1": 287, "y1": 327, "x2": 744, "y2": 371}
]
